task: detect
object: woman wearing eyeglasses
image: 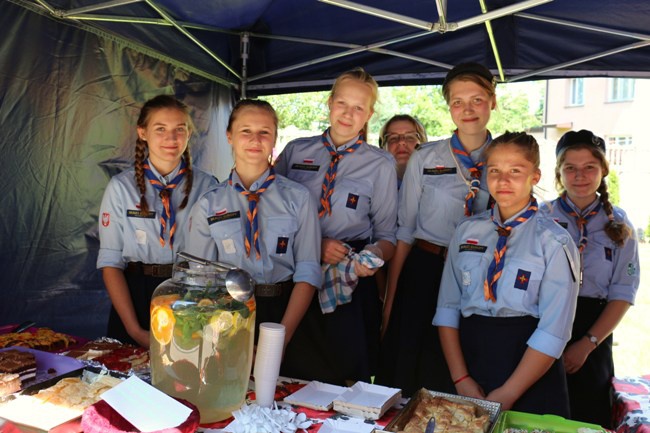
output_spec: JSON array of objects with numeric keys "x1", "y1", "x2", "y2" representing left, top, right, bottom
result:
[
  {"x1": 378, "y1": 115, "x2": 428, "y2": 188},
  {"x1": 376, "y1": 63, "x2": 496, "y2": 397}
]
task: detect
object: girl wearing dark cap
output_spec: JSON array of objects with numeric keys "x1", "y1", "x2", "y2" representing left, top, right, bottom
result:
[
  {"x1": 376, "y1": 63, "x2": 496, "y2": 396},
  {"x1": 543, "y1": 129, "x2": 639, "y2": 428}
]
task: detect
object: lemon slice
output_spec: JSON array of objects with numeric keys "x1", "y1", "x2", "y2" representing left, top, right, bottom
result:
[
  {"x1": 151, "y1": 305, "x2": 175, "y2": 345},
  {"x1": 210, "y1": 311, "x2": 234, "y2": 334}
]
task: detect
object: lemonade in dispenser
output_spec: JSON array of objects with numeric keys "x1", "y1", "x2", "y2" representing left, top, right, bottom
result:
[{"x1": 150, "y1": 252, "x2": 256, "y2": 423}]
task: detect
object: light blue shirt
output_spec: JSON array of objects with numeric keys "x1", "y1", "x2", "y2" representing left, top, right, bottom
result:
[
  {"x1": 275, "y1": 133, "x2": 397, "y2": 244},
  {"x1": 185, "y1": 169, "x2": 322, "y2": 288},
  {"x1": 433, "y1": 203, "x2": 580, "y2": 359},
  {"x1": 543, "y1": 197, "x2": 639, "y2": 303},
  {"x1": 397, "y1": 137, "x2": 491, "y2": 246},
  {"x1": 97, "y1": 160, "x2": 218, "y2": 268}
]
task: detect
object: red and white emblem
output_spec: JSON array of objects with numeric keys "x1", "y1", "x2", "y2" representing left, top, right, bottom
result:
[
  {"x1": 214, "y1": 208, "x2": 227, "y2": 216},
  {"x1": 303, "y1": 158, "x2": 314, "y2": 164},
  {"x1": 465, "y1": 238, "x2": 479, "y2": 245},
  {"x1": 102, "y1": 212, "x2": 110, "y2": 227}
]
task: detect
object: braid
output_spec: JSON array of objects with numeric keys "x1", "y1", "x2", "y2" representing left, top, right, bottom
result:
[
  {"x1": 134, "y1": 137, "x2": 150, "y2": 215},
  {"x1": 599, "y1": 179, "x2": 632, "y2": 246},
  {"x1": 180, "y1": 149, "x2": 193, "y2": 210}
]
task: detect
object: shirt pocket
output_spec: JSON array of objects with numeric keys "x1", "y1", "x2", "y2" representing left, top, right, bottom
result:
[
  {"x1": 499, "y1": 258, "x2": 545, "y2": 313},
  {"x1": 209, "y1": 219, "x2": 245, "y2": 260},
  {"x1": 455, "y1": 249, "x2": 489, "y2": 298},
  {"x1": 334, "y1": 177, "x2": 373, "y2": 216},
  {"x1": 264, "y1": 216, "x2": 298, "y2": 258}
]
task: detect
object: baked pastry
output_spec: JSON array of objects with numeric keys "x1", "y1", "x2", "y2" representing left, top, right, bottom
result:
[
  {"x1": 0, "y1": 373, "x2": 21, "y2": 397},
  {"x1": 0, "y1": 350, "x2": 37, "y2": 382},
  {"x1": 68, "y1": 340, "x2": 149, "y2": 372},
  {"x1": 34, "y1": 375, "x2": 122, "y2": 411},
  {"x1": 0, "y1": 328, "x2": 76, "y2": 352},
  {"x1": 401, "y1": 393, "x2": 491, "y2": 433}
]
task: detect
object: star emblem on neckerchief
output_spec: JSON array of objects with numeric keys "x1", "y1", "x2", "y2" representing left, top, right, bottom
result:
[
  {"x1": 143, "y1": 159, "x2": 187, "y2": 248},
  {"x1": 318, "y1": 129, "x2": 363, "y2": 218}
]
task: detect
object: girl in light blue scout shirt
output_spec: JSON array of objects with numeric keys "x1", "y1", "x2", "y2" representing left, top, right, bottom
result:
[
  {"x1": 545, "y1": 130, "x2": 639, "y2": 428},
  {"x1": 433, "y1": 132, "x2": 580, "y2": 416},
  {"x1": 275, "y1": 68, "x2": 397, "y2": 384},
  {"x1": 97, "y1": 95, "x2": 218, "y2": 347},
  {"x1": 376, "y1": 63, "x2": 495, "y2": 397},
  {"x1": 186, "y1": 99, "x2": 321, "y2": 358}
]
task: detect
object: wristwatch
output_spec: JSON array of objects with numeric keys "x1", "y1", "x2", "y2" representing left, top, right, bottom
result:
[{"x1": 585, "y1": 332, "x2": 599, "y2": 347}]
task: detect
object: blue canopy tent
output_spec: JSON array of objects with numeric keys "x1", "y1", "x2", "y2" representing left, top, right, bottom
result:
[{"x1": 1, "y1": 0, "x2": 649, "y2": 338}]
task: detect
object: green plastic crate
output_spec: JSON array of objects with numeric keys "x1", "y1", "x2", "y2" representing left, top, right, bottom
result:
[{"x1": 492, "y1": 410, "x2": 606, "y2": 433}]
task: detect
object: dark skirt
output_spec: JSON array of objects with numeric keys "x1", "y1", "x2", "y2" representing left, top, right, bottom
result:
[
  {"x1": 459, "y1": 314, "x2": 570, "y2": 417},
  {"x1": 567, "y1": 297, "x2": 614, "y2": 428},
  {"x1": 106, "y1": 271, "x2": 168, "y2": 346},
  {"x1": 375, "y1": 245, "x2": 454, "y2": 397}
]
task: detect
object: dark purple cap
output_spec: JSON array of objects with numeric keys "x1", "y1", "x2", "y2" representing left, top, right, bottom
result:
[
  {"x1": 442, "y1": 62, "x2": 495, "y2": 88},
  {"x1": 555, "y1": 130, "x2": 606, "y2": 156}
]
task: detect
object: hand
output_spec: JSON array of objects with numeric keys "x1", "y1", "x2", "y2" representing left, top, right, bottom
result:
[
  {"x1": 486, "y1": 386, "x2": 518, "y2": 411},
  {"x1": 129, "y1": 327, "x2": 150, "y2": 348},
  {"x1": 362, "y1": 243, "x2": 383, "y2": 261},
  {"x1": 455, "y1": 376, "x2": 485, "y2": 399},
  {"x1": 563, "y1": 339, "x2": 593, "y2": 374},
  {"x1": 353, "y1": 259, "x2": 378, "y2": 277},
  {"x1": 321, "y1": 238, "x2": 349, "y2": 265}
]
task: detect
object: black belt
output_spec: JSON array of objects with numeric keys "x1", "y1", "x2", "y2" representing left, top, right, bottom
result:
[
  {"x1": 255, "y1": 280, "x2": 293, "y2": 297},
  {"x1": 414, "y1": 239, "x2": 448, "y2": 258},
  {"x1": 125, "y1": 262, "x2": 173, "y2": 278}
]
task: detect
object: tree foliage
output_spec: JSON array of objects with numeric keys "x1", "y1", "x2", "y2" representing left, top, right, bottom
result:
[
  {"x1": 608, "y1": 169, "x2": 621, "y2": 206},
  {"x1": 262, "y1": 81, "x2": 544, "y2": 140}
]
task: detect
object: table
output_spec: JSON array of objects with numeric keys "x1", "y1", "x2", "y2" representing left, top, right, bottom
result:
[
  {"x1": 612, "y1": 375, "x2": 650, "y2": 433},
  {"x1": 199, "y1": 377, "x2": 403, "y2": 432}
]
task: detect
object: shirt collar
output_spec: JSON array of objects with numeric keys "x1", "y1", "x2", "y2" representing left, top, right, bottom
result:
[
  {"x1": 231, "y1": 168, "x2": 272, "y2": 191},
  {"x1": 326, "y1": 130, "x2": 362, "y2": 151},
  {"x1": 146, "y1": 158, "x2": 183, "y2": 185}
]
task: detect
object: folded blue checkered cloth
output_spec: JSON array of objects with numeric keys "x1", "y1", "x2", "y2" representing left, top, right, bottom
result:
[{"x1": 318, "y1": 244, "x2": 384, "y2": 314}]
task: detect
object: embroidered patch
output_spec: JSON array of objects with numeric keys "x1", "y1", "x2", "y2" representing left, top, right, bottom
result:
[
  {"x1": 127, "y1": 209, "x2": 156, "y2": 219},
  {"x1": 462, "y1": 271, "x2": 471, "y2": 286},
  {"x1": 135, "y1": 229, "x2": 146, "y2": 245},
  {"x1": 303, "y1": 158, "x2": 314, "y2": 164},
  {"x1": 346, "y1": 193, "x2": 359, "y2": 209},
  {"x1": 276, "y1": 236, "x2": 289, "y2": 254},
  {"x1": 459, "y1": 244, "x2": 487, "y2": 253},
  {"x1": 423, "y1": 167, "x2": 457, "y2": 175},
  {"x1": 627, "y1": 262, "x2": 637, "y2": 276},
  {"x1": 291, "y1": 163, "x2": 320, "y2": 171},
  {"x1": 557, "y1": 221, "x2": 568, "y2": 229},
  {"x1": 208, "y1": 211, "x2": 241, "y2": 225},
  {"x1": 214, "y1": 208, "x2": 228, "y2": 216},
  {"x1": 604, "y1": 247, "x2": 613, "y2": 262},
  {"x1": 514, "y1": 269, "x2": 531, "y2": 291},
  {"x1": 101, "y1": 212, "x2": 110, "y2": 227},
  {"x1": 222, "y1": 238, "x2": 236, "y2": 254},
  {"x1": 465, "y1": 238, "x2": 479, "y2": 245}
]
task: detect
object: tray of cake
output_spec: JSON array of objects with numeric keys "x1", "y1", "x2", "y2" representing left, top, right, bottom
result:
[
  {"x1": 384, "y1": 388, "x2": 501, "y2": 433},
  {"x1": 0, "y1": 347, "x2": 85, "y2": 399},
  {"x1": 0, "y1": 325, "x2": 84, "y2": 352}
]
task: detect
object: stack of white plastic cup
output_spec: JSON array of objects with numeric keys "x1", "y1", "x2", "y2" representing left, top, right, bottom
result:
[{"x1": 253, "y1": 322, "x2": 286, "y2": 407}]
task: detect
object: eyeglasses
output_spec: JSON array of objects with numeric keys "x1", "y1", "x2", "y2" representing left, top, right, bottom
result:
[{"x1": 383, "y1": 132, "x2": 421, "y2": 146}]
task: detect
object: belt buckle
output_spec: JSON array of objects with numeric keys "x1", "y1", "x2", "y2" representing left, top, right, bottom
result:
[{"x1": 150, "y1": 265, "x2": 161, "y2": 277}]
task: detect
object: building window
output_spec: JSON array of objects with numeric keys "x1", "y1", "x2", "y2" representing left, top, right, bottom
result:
[
  {"x1": 568, "y1": 78, "x2": 584, "y2": 106},
  {"x1": 608, "y1": 78, "x2": 635, "y2": 102},
  {"x1": 607, "y1": 135, "x2": 633, "y2": 166},
  {"x1": 608, "y1": 136, "x2": 633, "y2": 147}
]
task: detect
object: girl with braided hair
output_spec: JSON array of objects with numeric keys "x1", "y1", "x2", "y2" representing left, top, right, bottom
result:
[
  {"x1": 97, "y1": 95, "x2": 218, "y2": 347},
  {"x1": 544, "y1": 129, "x2": 639, "y2": 428}
]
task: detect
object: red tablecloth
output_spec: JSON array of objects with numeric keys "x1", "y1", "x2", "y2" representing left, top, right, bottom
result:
[{"x1": 612, "y1": 375, "x2": 650, "y2": 433}]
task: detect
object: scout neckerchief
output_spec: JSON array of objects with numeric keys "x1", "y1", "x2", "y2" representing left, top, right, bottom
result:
[
  {"x1": 229, "y1": 167, "x2": 276, "y2": 259},
  {"x1": 143, "y1": 159, "x2": 187, "y2": 248},
  {"x1": 451, "y1": 130, "x2": 489, "y2": 216},
  {"x1": 484, "y1": 197, "x2": 538, "y2": 302},
  {"x1": 558, "y1": 192, "x2": 602, "y2": 253},
  {"x1": 318, "y1": 129, "x2": 363, "y2": 218}
]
